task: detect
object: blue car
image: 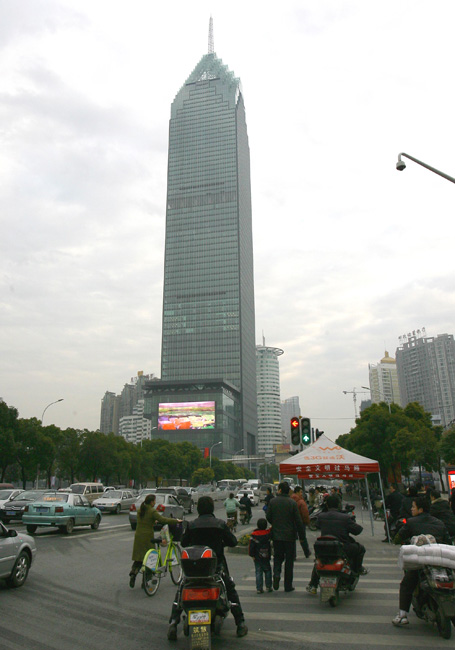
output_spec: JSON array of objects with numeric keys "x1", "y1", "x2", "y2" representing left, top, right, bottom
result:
[{"x1": 22, "y1": 492, "x2": 102, "y2": 535}]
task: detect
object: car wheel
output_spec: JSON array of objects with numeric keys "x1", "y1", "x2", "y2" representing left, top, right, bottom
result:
[
  {"x1": 26, "y1": 525, "x2": 38, "y2": 534},
  {"x1": 7, "y1": 551, "x2": 31, "y2": 588},
  {"x1": 64, "y1": 518, "x2": 75, "y2": 534},
  {"x1": 91, "y1": 515, "x2": 101, "y2": 530}
]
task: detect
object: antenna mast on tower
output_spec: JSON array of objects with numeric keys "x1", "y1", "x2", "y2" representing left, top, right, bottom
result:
[{"x1": 208, "y1": 16, "x2": 214, "y2": 54}]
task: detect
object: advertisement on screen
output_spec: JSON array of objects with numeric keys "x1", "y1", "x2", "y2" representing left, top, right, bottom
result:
[
  {"x1": 158, "y1": 401, "x2": 215, "y2": 430},
  {"x1": 447, "y1": 468, "x2": 455, "y2": 491}
]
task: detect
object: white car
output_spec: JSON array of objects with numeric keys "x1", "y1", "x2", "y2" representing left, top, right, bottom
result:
[
  {"x1": 0, "y1": 520, "x2": 37, "y2": 587},
  {"x1": 236, "y1": 489, "x2": 259, "y2": 507},
  {"x1": 92, "y1": 489, "x2": 135, "y2": 514},
  {"x1": 0, "y1": 489, "x2": 24, "y2": 509}
]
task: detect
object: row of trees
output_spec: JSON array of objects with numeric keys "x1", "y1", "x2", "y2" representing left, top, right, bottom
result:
[
  {"x1": 0, "y1": 401, "x2": 255, "y2": 488},
  {"x1": 336, "y1": 401, "x2": 455, "y2": 488}
]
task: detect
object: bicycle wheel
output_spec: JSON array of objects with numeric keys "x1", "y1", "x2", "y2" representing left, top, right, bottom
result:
[
  {"x1": 142, "y1": 551, "x2": 162, "y2": 596},
  {"x1": 169, "y1": 544, "x2": 183, "y2": 585}
]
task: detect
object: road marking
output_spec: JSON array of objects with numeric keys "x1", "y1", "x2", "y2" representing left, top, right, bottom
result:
[
  {"x1": 243, "y1": 576, "x2": 398, "y2": 583},
  {"x1": 236, "y1": 585, "x2": 398, "y2": 594},
  {"x1": 245, "y1": 629, "x2": 448, "y2": 647}
]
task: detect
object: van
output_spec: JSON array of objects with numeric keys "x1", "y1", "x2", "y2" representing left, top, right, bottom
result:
[{"x1": 69, "y1": 483, "x2": 104, "y2": 504}]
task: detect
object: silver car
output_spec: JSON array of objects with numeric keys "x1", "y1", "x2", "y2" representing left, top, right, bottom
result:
[
  {"x1": 92, "y1": 489, "x2": 135, "y2": 514},
  {"x1": 0, "y1": 521, "x2": 37, "y2": 588},
  {"x1": 0, "y1": 489, "x2": 24, "y2": 508},
  {"x1": 129, "y1": 493, "x2": 184, "y2": 530}
]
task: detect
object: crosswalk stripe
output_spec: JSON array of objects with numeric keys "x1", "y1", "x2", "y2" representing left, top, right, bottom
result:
[
  {"x1": 245, "y1": 629, "x2": 449, "y2": 647},
  {"x1": 244, "y1": 577, "x2": 398, "y2": 583},
  {"x1": 236, "y1": 585, "x2": 398, "y2": 593},
  {"x1": 243, "y1": 611, "x2": 395, "y2": 623}
]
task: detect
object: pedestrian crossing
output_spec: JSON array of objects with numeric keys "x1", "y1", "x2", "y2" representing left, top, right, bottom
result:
[{"x1": 230, "y1": 544, "x2": 454, "y2": 648}]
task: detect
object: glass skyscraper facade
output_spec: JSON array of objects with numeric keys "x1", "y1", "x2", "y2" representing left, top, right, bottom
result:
[{"x1": 147, "y1": 50, "x2": 257, "y2": 456}]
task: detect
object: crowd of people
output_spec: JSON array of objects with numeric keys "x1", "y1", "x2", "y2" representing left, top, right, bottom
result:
[{"x1": 128, "y1": 478, "x2": 455, "y2": 638}]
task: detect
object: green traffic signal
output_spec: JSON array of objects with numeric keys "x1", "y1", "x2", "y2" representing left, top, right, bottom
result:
[{"x1": 301, "y1": 417, "x2": 311, "y2": 445}]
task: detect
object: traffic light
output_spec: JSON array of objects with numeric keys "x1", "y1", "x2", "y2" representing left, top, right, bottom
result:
[
  {"x1": 301, "y1": 417, "x2": 311, "y2": 445},
  {"x1": 315, "y1": 429, "x2": 324, "y2": 440},
  {"x1": 290, "y1": 417, "x2": 300, "y2": 446}
]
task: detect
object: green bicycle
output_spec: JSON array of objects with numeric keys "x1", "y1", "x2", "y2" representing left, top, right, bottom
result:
[{"x1": 141, "y1": 528, "x2": 183, "y2": 596}]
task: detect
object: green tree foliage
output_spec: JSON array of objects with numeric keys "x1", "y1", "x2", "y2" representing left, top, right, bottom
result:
[
  {"x1": 192, "y1": 467, "x2": 215, "y2": 485},
  {"x1": 440, "y1": 428, "x2": 455, "y2": 466},
  {"x1": 57, "y1": 428, "x2": 82, "y2": 484},
  {"x1": 0, "y1": 402, "x2": 18, "y2": 481}
]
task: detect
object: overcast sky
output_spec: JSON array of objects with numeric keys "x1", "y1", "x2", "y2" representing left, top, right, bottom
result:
[{"x1": 1, "y1": 0, "x2": 455, "y2": 440}]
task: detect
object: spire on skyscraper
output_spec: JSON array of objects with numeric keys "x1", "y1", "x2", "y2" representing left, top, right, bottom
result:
[{"x1": 208, "y1": 16, "x2": 214, "y2": 54}]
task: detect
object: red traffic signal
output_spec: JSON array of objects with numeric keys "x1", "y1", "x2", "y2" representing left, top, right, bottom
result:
[{"x1": 290, "y1": 417, "x2": 300, "y2": 446}]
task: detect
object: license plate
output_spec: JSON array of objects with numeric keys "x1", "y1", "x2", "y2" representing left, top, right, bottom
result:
[
  {"x1": 36, "y1": 507, "x2": 49, "y2": 513},
  {"x1": 7, "y1": 511, "x2": 15, "y2": 516},
  {"x1": 189, "y1": 610, "x2": 211, "y2": 625},
  {"x1": 320, "y1": 576, "x2": 338, "y2": 588}
]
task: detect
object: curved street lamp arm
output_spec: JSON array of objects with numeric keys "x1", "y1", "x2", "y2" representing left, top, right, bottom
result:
[
  {"x1": 397, "y1": 152, "x2": 455, "y2": 184},
  {"x1": 41, "y1": 398, "x2": 64, "y2": 423}
]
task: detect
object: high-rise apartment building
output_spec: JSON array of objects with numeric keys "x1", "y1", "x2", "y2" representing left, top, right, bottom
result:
[
  {"x1": 396, "y1": 331, "x2": 455, "y2": 427},
  {"x1": 281, "y1": 396, "x2": 301, "y2": 445},
  {"x1": 256, "y1": 343, "x2": 284, "y2": 455},
  {"x1": 368, "y1": 351, "x2": 401, "y2": 408},
  {"x1": 100, "y1": 372, "x2": 156, "y2": 436},
  {"x1": 119, "y1": 400, "x2": 152, "y2": 445},
  {"x1": 144, "y1": 34, "x2": 257, "y2": 458}
]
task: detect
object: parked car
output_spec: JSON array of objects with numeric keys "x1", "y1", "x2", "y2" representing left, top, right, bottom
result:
[
  {"x1": 22, "y1": 492, "x2": 102, "y2": 535},
  {"x1": 0, "y1": 490, "x2": 48, "y2": 524},
  {"x1": 69, "y1": 483, "x2": 104, "y2": 504},
  {"x1": 0, "y1": 489, "x2": 24, "y2": 508},
  {"x1": 156, "y1": 487, "x2": 193, "y2": 514},
  {"x1": 129, "y1": 493, "x2": 184, "y2": 530},
  {"x1": 235, "y1": 489, "x2": 259, "y2": 507},
  {"x1": 92, "y1": 489, "x2": 135, "y2": 514},
  {"x1": 0, "y1": 521, "x2": 37, "y2": 587}
]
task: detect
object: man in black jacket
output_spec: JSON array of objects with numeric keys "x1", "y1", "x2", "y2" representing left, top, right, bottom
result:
[
  {"x1": 392, "y1": 496, "x2": 450, "y2": 628},
  {"x1": 429, "y1": 489, "x2": 455, "y2": 537},
  {"x1": 305, "y1": 494, "x2": 367, "y2": 594},
  {"x1": 167, "y1": 496, "x2": 248, "y2": 640},
  {"x1": 266, "y1": 481, "x2": 306, "y2": 592},
  {"x1": 239, "y1": 493, "x2": 252, "y2": 523}
]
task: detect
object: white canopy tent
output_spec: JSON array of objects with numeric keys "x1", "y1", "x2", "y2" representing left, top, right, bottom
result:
[{"x1": 279, "y1": 434, "x2": 390, "y2": 539}]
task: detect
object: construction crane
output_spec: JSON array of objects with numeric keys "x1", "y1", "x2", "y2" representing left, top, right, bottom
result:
[{"x1": 343, "y1": 387, "x2": 370, "y2": 419}]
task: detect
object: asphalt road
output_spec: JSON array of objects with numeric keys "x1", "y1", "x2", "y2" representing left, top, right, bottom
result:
[{"x1": 1, "y1": 499, "x2": 453, "y2": 649}]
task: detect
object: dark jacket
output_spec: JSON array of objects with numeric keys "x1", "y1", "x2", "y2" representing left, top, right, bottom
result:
[
  {"x1": 385, "y1": 490, "x2": 404, "y2": 519},
  {"x1": 264, "y1": 492, "x2": 274, "y2": 508},
  {"x1": 181, "y1": 513, "x2": 237, "y2": 569},
  {"x1": 430, "y1": 498, "x2": 455, "y2": 536},
  {"x1": 318, "y1": 508, "x2": 363, "y2": 544},
  {"x1": 248, "y1": 528, "x2": 272, "y2": 561},
  {"x1": 266, "y1": 493, "x2": 305, "y2": 541},
  {"x1": 396, "y1": 511, "x2": 450, "y2": 544},
  {"x1": 239, "y1": 495, "x2": 252, "y2": 515}
]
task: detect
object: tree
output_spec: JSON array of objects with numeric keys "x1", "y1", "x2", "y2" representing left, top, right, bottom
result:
[
  {"x1": 440, "y1": 428, "x2": 455, "y2": 466},
  {"x1": 0, "y1": 401, "x2": 18, "y2": 481},
  {"x1": 192, "y1": 467, "x2": 214, "y2": 485},
  {"x1": 174, "y1": 442, "x2": 203, "y2": 484},
  {"x1": 57, "y1": 428, "x2": 82, "y2": 484}
]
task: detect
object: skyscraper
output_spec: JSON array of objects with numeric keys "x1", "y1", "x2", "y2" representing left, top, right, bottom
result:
[
  {"x1": 368, "y1": 351, "x2": 401, "y2": 408},
  {"x1": 396, "y1": 331, "x2": 455, "y2": 427},
  {"x1": 144, "y1": 30, "x2": 257, "y2": 457},
  {"x1": 256, "y1": 342, "x2": 284, "y2": 455}
]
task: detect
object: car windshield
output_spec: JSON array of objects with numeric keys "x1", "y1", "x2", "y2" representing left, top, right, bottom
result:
[
  {"x1": 12, "y1": 490, "x2": 43, "y2": 501},
  {"x1": 0, "y1": 490, "x2": 14, "y2": 499},
  {"x1": 102, "y1": 490, "x2": 122, "y2": 499},
  {"x1": 41, "y1": 493, "x2": 69, "y2": 502},
  {"x1": 70, "y1": 485, "x2": 85, "y2": 494}
]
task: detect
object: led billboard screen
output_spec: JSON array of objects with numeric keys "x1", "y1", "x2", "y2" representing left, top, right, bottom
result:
[{"x1": 158, "y1": 401, "x2": 216, "y2": 431}]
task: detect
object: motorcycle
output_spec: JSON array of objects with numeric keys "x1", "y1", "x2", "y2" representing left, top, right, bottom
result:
[
  {"x1": 308, "y1": 503, "x2": 356, "y2": 532},
  {"x1": 180, "y1": 546, "x2": 230, "y2": 649},
  {"x1": 412, "y1": 564, "x2": 455, "y2": 639},
  {"x1": 313, "y1": 535, "x2": 361, "y2": 607},
  {"x1": 239, "y1": 505, "x2": 251, "y2": 525},
  {"x1": 226, "y1": 513, "x2": 237, "y2": 533}
]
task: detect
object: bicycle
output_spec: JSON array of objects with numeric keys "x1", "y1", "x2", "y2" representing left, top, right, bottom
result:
[{"x1": 141, "y1": 525, "x2": 183, "y2": 596}]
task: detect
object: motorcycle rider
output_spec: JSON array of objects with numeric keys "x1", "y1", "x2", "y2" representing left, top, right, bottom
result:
[
  {"x1": 429, "y1": 489, "x2": 455, "y2": 538},
  {"x1": 392, "y1": 495, "x2": 450, "y2": 627},
  {"x1": 167, "y1": 496, "x2": 248, "y2": 640},
  {"x1": 239, "y1": 492, "x2": 252, "y2": 524},
  {"x1": 306, "y1": 494, "x2": 368, "y2": 594}
]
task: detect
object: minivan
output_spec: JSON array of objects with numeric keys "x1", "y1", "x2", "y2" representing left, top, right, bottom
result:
[{"x1": 69, "y1": 483, "x2": 104, "y2": 504}]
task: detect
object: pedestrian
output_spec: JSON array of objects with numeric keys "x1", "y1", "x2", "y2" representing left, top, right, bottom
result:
[
  {"x1": 291, "y1": 485, "x2": 311, "y2": 558},
  {"x1": 263, "y1": 487, "x2": 274, "y2": 512},
  {"x1": 129, "y1": 494, "x2": 181, "y2": 588},
  {"x1": 383, "y1": 484, "x2": 404, "y2": 542},
  {"x1": 450, "y1": 487, "x2": 455, "y2": 516},
  {"x1": 399, "y1": 485, "x2": 417, "y2": 519},
  {"x1": 248, "y1": 518, "x2": 272, "y2": 593},
  {"x1": 224, "y1": 492, "x2": 240, "y2": 525},
  {"x1": 266, "y1": 481, "x2": 306, "y2": 592},
  {"x1": 307, "y1": 488, "x2": 316, "y2": 509}
]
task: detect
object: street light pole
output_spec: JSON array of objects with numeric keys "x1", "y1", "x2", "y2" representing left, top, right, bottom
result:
[
  {"x1": 41, "y1": 399, "x2": 64, "y2": 424},
  {"x1": 209, "y1": 441, "x2": 222, "y2": 467},
  {"x1": 396, "y1": 152, "x2": 455, "y2": 184},
  {"x1": 361, "y1": 386, "x2": 391, "y2": 413}
]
